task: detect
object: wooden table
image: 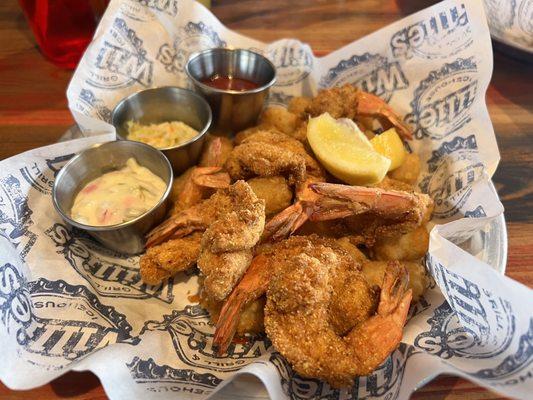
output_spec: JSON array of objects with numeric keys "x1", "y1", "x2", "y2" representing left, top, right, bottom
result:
[{"x1": 0, "y1": 0, "x2": 531, "y2": 399}]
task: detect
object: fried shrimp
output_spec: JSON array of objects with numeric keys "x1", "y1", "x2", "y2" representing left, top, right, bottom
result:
[
  {"x1": 140, "y1": 232, "x2": 202, "y2": 285},
  {"x1": 170, "y1": 137, "x2": 231, "y2": 215},
  {"x1": 238, "y1": 130, "x2": 324, "y2": 177},
  {"x1": 136, "y1": 82, "x2": 435, "y2": 387},
  {"x1": 197, "y1": 180, "x2": 265, "y2": 301},
  {"x1": 200, "y1": 288, "x2": 266, "y2": 335},
  {"x1": 214, "y1": 236, "x2": 374, "y2": 354},
  {"x1": 265, "y1": 258, "x2": 411, "y2": 387},
  {"x1": 309, "y1": 183, "x2": 434, "y2": 243},
  {"x1": 306, "y1": 85, "x2": 413, "y2": 140},
  {"x1": 362, "y1": 260, "x2": 429, "y2": 303},
  {"x1": 224, "y1": 141, "x2": 306, "y2": 186}
]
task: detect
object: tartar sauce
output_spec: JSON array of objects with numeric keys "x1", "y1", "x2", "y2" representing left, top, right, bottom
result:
[
  {"x1": 127, "y1": 120, "x2": 198, "y2": 149},
  {"x1": 71, "y1": 158, "x2": 166, "y2": 226}
]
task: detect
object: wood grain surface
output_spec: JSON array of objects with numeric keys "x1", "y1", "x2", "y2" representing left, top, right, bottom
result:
[{"x1": 0, "y1": 0, "x2": 532, "y2": 399}]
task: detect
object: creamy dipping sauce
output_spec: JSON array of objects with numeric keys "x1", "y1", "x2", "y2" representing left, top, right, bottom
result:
[
  {"x1": 126, "y1": 120, "x2": 198, "y2": 149},
  {"x1": 71, "y1": 158, "x2": 166, "y2": 226}
]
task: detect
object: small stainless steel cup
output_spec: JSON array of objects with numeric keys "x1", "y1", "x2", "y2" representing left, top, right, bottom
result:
[
  {"x1": 111, "y1": 86, "x2": 212, "y2": 175},
  {"x1": 186, "y1": 48, "x2": 276, "y2": 134},
  {"x1": 52, "y1": 140, "x2": 173, "y2": 254}
]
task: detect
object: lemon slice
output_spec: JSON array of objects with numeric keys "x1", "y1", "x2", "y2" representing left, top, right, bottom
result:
[
  {"x1": 307, "y1": 113, "x2": 391, "y2": 185},
  {"x1": 371, "y1": 128, "x2": 407, "y2": 171}
]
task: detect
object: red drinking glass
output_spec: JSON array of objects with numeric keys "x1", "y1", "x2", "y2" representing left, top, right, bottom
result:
[{"x1": 18, "y1": 0, "x2": 108, "y2": 69}]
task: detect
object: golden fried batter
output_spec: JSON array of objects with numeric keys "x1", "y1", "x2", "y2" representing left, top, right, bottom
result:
[
  {"x1": 239, "y1": 130, "x2": 324, "y2": 177},
  {"x1": 234, "y1": 126, "x2": 283, "y2": 145},
  {"x1": 264, "y1": 238, "x2": 411, "y2": 387},
  {"x1": 375, "y1": 176, "x2": 414, "y2": 192},
  {"x1": 306, "y1": 84, "x2": 362, "y2": 120},
  {"x1": 198, "y1": 250, "x2": 253, "y2": 301},
  {"x1": 372, "y1": 225, "x2": 429, "y2": 261},
  {"x1": 288, "y1": 96, "x2": 312, "y2": 119},
  {"x1": 201, "y1": 288, "x2": 266, "y2": 335},
  {"x1": 362, "y1": 260, "x2": 429, "y2": 302},
  {"x1": 140, "y1": 232, "x2": 202, "y2": 285},
  {"x1": 247, "y1": 176, "x2": 293, "y2": 216},
  {"x1": 197, "y1": 181, "x2": 266, "y2": 301},
  {"x1": 389, "y1": 153, "x2": 421, "y2": 186},
  {"x1": 258, "y1": 106, "x2": 300, "y2": 135},
  {"x1": 335, "y1": 236, "x2": 368, "y2": 264},
  {"x1": 224, "y1": 141, "x2": 306, "y2": 186}
]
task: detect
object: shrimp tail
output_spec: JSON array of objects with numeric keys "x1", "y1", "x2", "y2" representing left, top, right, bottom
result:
[
  {"x1": 346, "y1": 262, "x2": 412, "y2": 376},
  {"x1": 192, "y1": 168, "x2": 231, "y2": 189},
  {"x1": 355, "y1": 91, "x2": 413, "y2": 140},
  {"x1": 261, "y1": 202, "x2": 310, "y2": 242},
  {"x1": 213, "y1": 255, "x2": 271, "y2": 355},
  {"x1": 213, "y1": 290, "x2": 248, "y2": 356}
]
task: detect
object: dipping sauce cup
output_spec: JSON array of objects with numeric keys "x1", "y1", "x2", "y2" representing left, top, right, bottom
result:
[
  {"x1": 186, "y1": 48, "x2": 276, "y2": 134},
  {"x1": 52, "y1": 140, "x2": 173, "y2": 254},
  {"x1": 111, "y1": 86, "x2": 212, "y2": 175}
]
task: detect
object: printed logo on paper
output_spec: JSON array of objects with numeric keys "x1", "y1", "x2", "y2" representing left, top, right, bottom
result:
[
  {"x1": 88, "y1": 18, "x2": 153, "y2": 89},
  {"x1": 420, "y1": 135, "x2": 485, "y2": 219},
  {"x1": 76, "y1": 89, "x2": 113, "y2": 122},
  {"x1": 319, "y1": 53, "x2": 409, "y2": 102},
  {"x1": 406, "y1": 58, "x2": 478, "y2": 140},
  {"x1": 0, "y1": 263, "x2": 139, "y2": 370},
  {"x1": 267, "y1": 42, "x2": 313, "y2": 86},
  {"x1": 484, "y1": 0, "x2": 516, "y2": 34},
  {"x1": 20, "y1": 155, "x2": 74, "y2": 195},
  {"x1": 465, "y1": 205, "x2": 487, "y2": 218},
  {"x1": 120, "y1": 0, "x2": 179, "y2": 22},
  {"x1": 157, "y1": 22, "x2": 226, "y2": 75},
  {"x1": 390, "y1": 3, "x2": 472, "y2": 60},
  {"x1": 127, "y1": 357, "x2": 222, "y2": 396},
  {"x1": 141, "y1": 305, "x2": 271, "y2": 372},
  {"x1": 468, "y1": 319, "x2": 533, "y2": 385},
  {"x1": 45, "y1": 223, "x2": 174, "y2": 303},
  {"x1": 0, "y1": 175, "x2": 37, "y2": 260},
  {"x1": 270, "y1": 344, "x2": 416, "y2": 399},
  {"x1": 416, "y1": 258, "x2": 515, "y2": 359}
]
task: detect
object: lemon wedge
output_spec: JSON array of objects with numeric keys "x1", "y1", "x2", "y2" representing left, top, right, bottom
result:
[
  {"x1": 371, "y1": 128, "x2": 407, "y2": 171},
  {"x1": 307, "y1": 113, "x2": 391, "y2": 185}
]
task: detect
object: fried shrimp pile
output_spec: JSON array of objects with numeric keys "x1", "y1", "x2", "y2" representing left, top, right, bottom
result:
[{"x1": 138, "y1": 84, "x2": 435, "y2": 387}]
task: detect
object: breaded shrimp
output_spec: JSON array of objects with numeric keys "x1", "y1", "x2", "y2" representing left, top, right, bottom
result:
[
  {"x1": 306, "y1": 85, "x2": 413, "y2": 140},
  {"x1": 197, "y1": 181, "x2": 266, "y2": 301},
  {"x1": 140, "y1": 232, "x2": 202, "y2": 285},
  {"x1": 224, "y1": 141, "x2": 306, "y2": 186},
  {"x1": 265, "y1": 257, "x2": 411, "y2": 387}
]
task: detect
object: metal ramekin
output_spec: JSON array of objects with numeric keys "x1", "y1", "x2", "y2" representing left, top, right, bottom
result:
[
  {"x1": 111, "y1": 86, "x2": 212, "y2": 175},
  {"x1": 186, "y1": 48, "x2": 276, "y2": 134},
  {"x1": 52, "y1": 140, "x2": 173, "y2": 254}
]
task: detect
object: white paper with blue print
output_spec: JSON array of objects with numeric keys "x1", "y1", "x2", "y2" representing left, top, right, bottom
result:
[{"x1": 0, "y1": 0, "x2": 531, "y2": 399}]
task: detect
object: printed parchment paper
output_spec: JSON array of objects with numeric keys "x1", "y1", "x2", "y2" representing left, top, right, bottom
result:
[
  {"x1": 483, "y1": 0, "x2": 533, "y2": 53},
  {"x1": 1, "y1": 1, "x2": 532, "y2": 399}
]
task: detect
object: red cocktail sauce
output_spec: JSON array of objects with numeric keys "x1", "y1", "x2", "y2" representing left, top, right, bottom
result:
[{"x1": 201, "y1": 75, "x2": 259, "y2": 91}]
